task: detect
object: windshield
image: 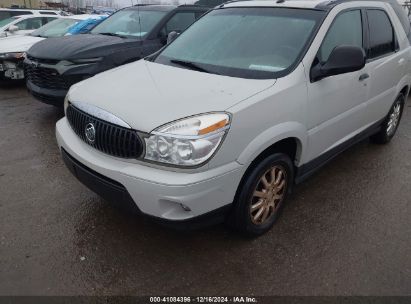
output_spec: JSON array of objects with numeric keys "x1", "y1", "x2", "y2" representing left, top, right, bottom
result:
[
  {"x1": 31, "y1": 18, "x2": 79, "y2": 37},
  {"x1": 91, "y1": 9, "x2": 167, "y2": 38},
  {"x1": 0, "y1": 17, "x2": 17, "y2": 28},
  {"x1": 155, "y1": 8, "x2": 325, "y2": 79}
]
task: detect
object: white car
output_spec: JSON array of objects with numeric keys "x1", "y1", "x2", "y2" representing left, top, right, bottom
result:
[
  {"x1": 0, "y1": 14, "x2": 58, "y2": 38},
  {"x1": 57, "y1": 0, "x2": 411, "y2": 236},
  {"x1": 0, "y1": 15, "x2": 105, "y2": 80},
  {"x1": 0, "y1": 8, "x2": 63, "y2": 21}
]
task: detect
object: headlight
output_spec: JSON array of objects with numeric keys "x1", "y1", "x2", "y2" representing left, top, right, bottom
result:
[
  {"x1": 64, "y1": 95, "x2": 69, "y2": 115},
  {"x1": 0, "y1": 52, "x2": 25, "y2": 60},
  {"x1": 144, "y1": 113, "x2": 231, "y2": 167},
  {"x1": 69, "y1": 57, "x2": 102, "y2": 64}
]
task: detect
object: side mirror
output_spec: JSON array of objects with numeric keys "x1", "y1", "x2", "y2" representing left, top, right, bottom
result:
[
  {"x1": 311, "y1": 45, "x2": 365, "y2": 82},
  {"x1": 8, "y1": 25, "x2": 19, "y2": 33},
  {"x1": 167, "y1": 31, "x2": 180, "y2": 44}
]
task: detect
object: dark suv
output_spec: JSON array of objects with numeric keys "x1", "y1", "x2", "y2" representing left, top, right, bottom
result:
[{"x1": 24, "y1": 5, "x2": 209, "y2": 106}]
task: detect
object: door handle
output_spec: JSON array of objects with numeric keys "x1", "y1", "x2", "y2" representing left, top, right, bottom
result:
[
  {"x1": 399, "y1": 58, "x2": 406, "y2": 65},
  {"x1": 359, "y1": 73, "x2": 369, "y2": 81}
]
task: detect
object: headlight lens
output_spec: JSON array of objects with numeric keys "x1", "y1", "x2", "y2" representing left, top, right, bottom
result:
[
  {"x1": 63, "y1": 95, "x2": 69, "y2": 115},
  {"x1": 144, "y1": 113, "x2": 231, "y2": 167},
  {"x1": 69, "y1": 57, "x2": 102, "y2": 64},
  {"x1": 0, "y1": 52, "x2": 25, "y2": 60}
]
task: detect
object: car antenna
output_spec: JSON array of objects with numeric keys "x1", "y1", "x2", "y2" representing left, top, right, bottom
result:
[{"x1": 136, "y1": 0, "x2": 142, "y2": 39}]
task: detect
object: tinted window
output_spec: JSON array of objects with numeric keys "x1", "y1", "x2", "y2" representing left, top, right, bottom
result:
[
  {"x1": 15, "y1": 17, "x2": 51, "y2": 30},
  {"x1": 0, "y1": 11, "x2": 31, "y2": 21},
  {"x1": 156, "y1": 8, "x2": 325, "y2": 79},
  {"x1": 0, "y1": 17, "x2": 18, "y2": 27},
  {"x1": 319, "y1": 10, "x2": 363, "y2": 62},
  {"x1": 10, "y1": 11, "x2": 32, "y2": 16},
  {"x1": 165, "y1": 12, "x2": 196, "y2": 34},
  {"x1": 0, "y1": 11, "x2": 12, "y2": 21},
  {"x1": 367, "y1": 9, "x2": 396, "y2": 59},
  {"x1": 31, "y1": 18, "x2": 79, "y2": 37},
  {"x1": 91, "y1": 9, "x2": 168, "y2": 38}
]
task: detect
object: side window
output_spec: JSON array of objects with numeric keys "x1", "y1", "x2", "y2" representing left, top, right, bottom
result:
[
  {"x1": 44, "y1": 17, "x2": 57, "y2": 24},
  {"x1": 10, "y1": 11, "x2": 32, "y2": 17},
  {"x1": 318, "y1": 10, "x2": 363, "y2": 63},
  {"x1": 195, "y1": 11, "x2": 206, "y2": 19},
  {"x1": 15, "y1": 17, "x2": 43, "y2": 30},
  {"x1": 367, "y1": 9, "x2": 396, "y2": 59},
  {"x1": 0, "y1": 12, "x2": 12, "y2": 20},
  {"x1": 164, "y1": 12, "x2": 196, "y2": 35}
]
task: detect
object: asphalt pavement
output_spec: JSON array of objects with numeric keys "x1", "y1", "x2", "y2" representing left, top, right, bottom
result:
[{"x1": 0, "y1": 84, "x2": 410, "y2": 296}]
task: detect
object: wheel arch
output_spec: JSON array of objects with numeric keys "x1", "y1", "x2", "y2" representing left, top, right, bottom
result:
[
  {"x1": 396, "y1": 74, "x2": 411, "y2": 99},
  {"x1": 236, "y1": 122, "x2": 307, "y2": 168}
]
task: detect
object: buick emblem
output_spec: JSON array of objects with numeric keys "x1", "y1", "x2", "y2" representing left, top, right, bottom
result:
[{"x1": 85, "y1": 123, "x2": 96, "y2": 144}]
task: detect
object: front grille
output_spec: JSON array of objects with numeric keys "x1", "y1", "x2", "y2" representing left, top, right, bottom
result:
[
  {"x1": 27, "y1": 55, "x2": 59, "y2": 65},
  {"x1": 66, "y1": 104, "x2": 143, "y2": 159},
  {"x1": 25, "y1": 64, "x2": 69, "y2": 90}
]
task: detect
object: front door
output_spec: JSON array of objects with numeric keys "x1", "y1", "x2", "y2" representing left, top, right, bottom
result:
[{"x1": 305, "y1": 9, "x2": 368, "y2": 163}]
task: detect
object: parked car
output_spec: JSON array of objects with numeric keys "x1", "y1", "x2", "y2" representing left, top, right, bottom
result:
[
  {"x1": 0, "y1": 8, "x2": 63, "y2": 21},
  {"x1": 57, "y1": 0, "x2": 411, "y2": 235},
  {"x1": 0, "y1": 14, "x2": 58, "y2": 38},
  {"x1": 65, "y1": 15, "x2": 107, "y2": 35},
  {"x1": 24, "y1": 4, "x2": 210, "y2": 106},
  {"x1": 0, "y1": 15, "x2": 106, "y2": 81}
]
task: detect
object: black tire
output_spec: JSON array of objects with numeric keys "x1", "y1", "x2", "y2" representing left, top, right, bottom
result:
[
  {"x1": 370, "y1": 93, "x2": 405, "y2": 144},
  {"x1": 228, "y1": 153, "x2": 294, "y2": 237}
]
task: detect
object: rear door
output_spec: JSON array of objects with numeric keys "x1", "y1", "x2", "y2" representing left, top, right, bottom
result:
[{"x1": 362, "y1": 6, "x2": 407, "y2": 125}]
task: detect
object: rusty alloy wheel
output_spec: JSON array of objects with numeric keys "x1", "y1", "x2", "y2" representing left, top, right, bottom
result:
[{"x1": 249, "y1": 165, "x2": 287, "y2": 225}]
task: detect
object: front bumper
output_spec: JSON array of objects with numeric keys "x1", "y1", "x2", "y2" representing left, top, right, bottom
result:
[
  {"x1": 56, "y1": 118, "x2": 245, "y2": 226},
  {"x1": 27, "y1": 80, "x2": 67, "y2": 106},
  {"x1": 0, "y1": 59, "x2": 24, "y2": 80}
]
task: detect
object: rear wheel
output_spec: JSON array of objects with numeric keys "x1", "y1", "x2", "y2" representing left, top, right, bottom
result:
[
  {"x1": 229, "y1": 153, "x2": 294, "y2": 236},
  {"x1": 370, "y1": 93, "x2": 405, "y2": 144}
]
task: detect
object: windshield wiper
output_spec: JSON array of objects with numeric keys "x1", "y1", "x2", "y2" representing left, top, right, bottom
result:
[
  {"x1": 98, "y1": 32, "x2": 127, "y2": 38},
  {"x1": 170, "y1": 59, "x2": 216, "y2": 74}
]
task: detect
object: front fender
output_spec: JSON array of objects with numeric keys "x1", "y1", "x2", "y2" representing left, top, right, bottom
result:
[{"x1": 236, "y1": 121, "x2": 307, "y2": 166}]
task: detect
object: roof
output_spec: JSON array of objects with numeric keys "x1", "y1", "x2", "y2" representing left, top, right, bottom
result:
[
  {"x1": 223, "y1": 0, "x2": 400, "y2": 10},
  {"x1": 221, "y1": 0, "x2": 411, "y2": 36},
  {"x1": 127, "y1": 4, "x2": 210, "y2": 11},
  {"x1": 223, "y1": 0, "x2": 331, "y2": 9},
  {"x1": 0, "y1": 8, "x2": 60, "y2": 12},
  {"x1": 67, "y1": 14, "x2": 107, "y2": 21},
  {"x1": 7, "y1": 14, "x2": 59, "y2": 19},
  {"x1": 127, "y1": 5, "x2": 178, "y2": 11}
]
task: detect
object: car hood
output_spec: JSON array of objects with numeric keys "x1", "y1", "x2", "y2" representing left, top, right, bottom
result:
[
  {"x1": 68, "y1": 60, "x2": 276, "y2": 132},
  {"x1": 27, "y1": 34, "x2": 141, "y2": 60},
  {"x1": 0, "y1": 35, "x2": 44, "y2": 53}
]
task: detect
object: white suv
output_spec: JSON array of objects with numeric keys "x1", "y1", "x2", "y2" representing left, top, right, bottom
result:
[{"x1": 57, "y1": 0, "x2": 411, "y2": 236}]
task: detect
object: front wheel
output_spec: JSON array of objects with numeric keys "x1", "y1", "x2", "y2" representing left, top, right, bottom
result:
[
  {"x1": 370, "y1": 93, "x2": 405, "y2": 144},
  {"x1": 229, "y1": 153, "x2": 294, "y2": 237}
]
